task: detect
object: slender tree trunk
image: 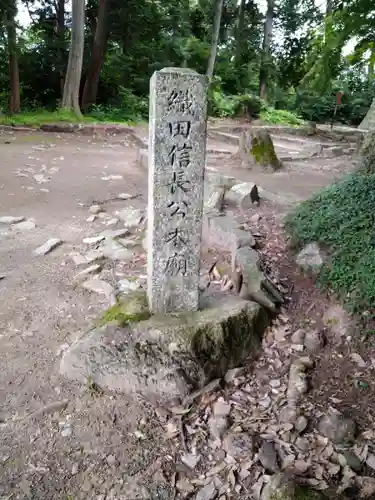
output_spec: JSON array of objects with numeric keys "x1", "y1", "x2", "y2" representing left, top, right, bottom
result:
[
  {"x1": 206, "y1": 0, "x2": 224, "y2": 82},
  {"x1": 81, "y1": 0, "x2": 108, "y2": 112},
  {"x1": 4, "y1": 3, "x2": 20, "y2": 115},
  {"x1": 235, "y1": 0, "x2": 246, "y2": 65},
  {"x1": 259, "y1": 0, "x2": 274, "y2": 100},
  {"x1": 57, "y1": 0, "x2": 66, "y2": 96},
  {"x1": 61, "y1": 0, "x2": 85, "y2": 118},
  {"x1": 368, "y1": 45, "x2": 375, "y2": 84}
]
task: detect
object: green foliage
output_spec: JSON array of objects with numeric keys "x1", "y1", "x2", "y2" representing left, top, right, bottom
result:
[
  {"x1": 286, "y1": 174, "x2": 375, "y2": 313},
  {"x1": 260, "y1": 107, "x2": 305, "y2": 126}
]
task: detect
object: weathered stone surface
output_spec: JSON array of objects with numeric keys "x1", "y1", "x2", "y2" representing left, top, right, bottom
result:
[
  {"x1": 238, "y1": 129, "x2": 283, "y2": 171},
  {"x1": 116, "y1": 207, "x2": 143, "y2": 228},
  {"x1": 225, "y1": 182, "x2": 256, "y2": 209},
  {"x1": 11, "y1": 219, "x2": 36, "y2": 232},
  {"x1": 60, "y1": 291, "x2": 268, "y2": 399},
  {"x1": 233, "y1": 246, "x2": 282, "y2": 312},
  {"x1": 99, "y1": 228, "x2": 130, "y2": 239},
  {"x1": 359, "y1": 98, "x2": 375, "y2": 131},
  {"x1": 81, "y1": 278, "x2": 116, "y2": 305},
  {"x1": 147, "y1": 68, "x2": 208, "y2": 313},
  {"x1": 203, "y1": 213, "x2": 256, "y2": 251},
  {"x1": 296, "y1": 243, "x2": 324, "y2": 274},
  {"x1": 34, "y1": 238, "x2": 63, "y2": 256},
  {"x1": 0, "y1": 215, "x2": 25, "y2": 225},
  {"x1": 101, "y1": 239, "x2": 133, "y2": 261},
  {"x1": 204, "y1": 187, "x2": 225, "y2": 212}
]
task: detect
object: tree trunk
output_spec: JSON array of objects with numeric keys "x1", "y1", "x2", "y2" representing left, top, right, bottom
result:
[
  {"x1": 61, "y1": 0, "x2": 85, "y2": 118},
  {"x1": 235, "y1": 0, "x2": 246, "y2": 66},
  {"x1": 259, "y1": 0, "x2": 274, "y2": 100},
  {"x1": 359, "y1": 98, "x2": 375, "y2": 131},
  {"x1": 368, "y1": 45, "x2": 375, "y2": 84},
  {"x1": 356, "y1": 132, "x2": 375, "y2": 175},
  {"x1": 57, "y1": 0, "x2": 66, "y2": 96},
  {"x1": 81, "y1": 0, "x2": 109, "y2": 112},
  {"x1": 5, "y1": 6, "x2": 20, "y2": 115},
  {"x1": 206, "y1": 0, "x2": 224, "y2": 82}
]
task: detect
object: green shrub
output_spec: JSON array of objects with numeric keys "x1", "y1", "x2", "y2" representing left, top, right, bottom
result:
[
  {"x1": 233, "y1": 94, "x2": 263, "y2": 118},
  {"x1": 286, "y1": 173, "x2": 375, "y2": 313},
  {"x1": 260, "y1": 107, "x2": 304, "y2": 126}
]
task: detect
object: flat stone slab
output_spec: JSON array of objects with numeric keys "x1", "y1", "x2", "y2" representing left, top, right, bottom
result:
[{"x1": 60, "y1": 292, "x2": 269, "y2": 400}]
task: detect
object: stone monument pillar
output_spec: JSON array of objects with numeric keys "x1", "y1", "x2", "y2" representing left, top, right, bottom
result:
[{"x1": 147, "y1": 68, "x2": 208, "y2": 314}]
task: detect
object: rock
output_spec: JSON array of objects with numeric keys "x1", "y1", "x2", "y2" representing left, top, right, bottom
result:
[
  {"x1": 61, "y1": 423, "x2": 73, "y2": 437},
  {"x1": 181, "y1": 453, "x2": 199, "y2": 469},
  {"x1": 205, "y1": 188, "x2": 225, "y2": 212},
  {"x1": 225, "y1": 182, "x2": 256, "y2": 209},
  {"x1": 82, "y1": 278, "x2": 116, "y2": 304},
  {"x1": 294, "y1": 415, "x2": 308, "y2": 433},
  {"x1": 317, "y1": 411, "x2": 356, "y2": 446},
  {"x1": 222, "y1": 432, "x2": 253, "y2": 460},
  {"x1": 101, "y1": 239, "x2": 133, "y2": 261},
  {"x1": 99, "y1": 228, "x2": 130, "y2": 239},
  {"x1": 233, "y1": 246, "x2": 282, "y2": 312},
  {"x1": 106, "y1": 454, "x2": 117, "y2": 466},
  {"x1": 33, "y1": 173, "x2": 49, "y2": 183},
  {"x1": 177, "y1": 478, "x2": 195, "y2": 494},
  {"x1": 287, "y1": 357, "x2": 312, "y2": 404},
  {"x1": 304, "y1": 329, "x2": 324, "y2": 353},
  {"x1": 296, "y1": 243, "x2": 324, "y2": 274},
  {"x1": 89, "y1": 204, "x2": 102, "y2": 214},
  {"x1": 196, "y1": 482, "x2": 216, "y2": 500},
  {"x1": 258, "y1": 441, "x2": 279, "y2": 473},
  {"x1": 83, "y1": 235, "x2": 105, "y2": 245},
  {"x1": 74, "y1": 264, "x2": 102, "y2": 281},
  {"x1": 116, "y1": 207, "x2": 143, "y2": 228},
  {"x1": 60, "y1": 292, "x2": 268, "y2": 400},
  {"x1": 0, "y1": 216, "x2": 25, "y2": 225},
  {"x1": 86, "y1": 215, "x2": 96, "y2": 222},
  {"x1": 11, "y1": 220, "x2": 36, "y2": 231},
  {"x1": 34, "y1": 238, "x2": 63, "y2": 256},
  {"x1": 118, "y1": 279, "x2": 141, "y2": 294},
  {"x1": 250, "y1": 213, "x2": 261, "y2": 223},
  {"x1": 203, "y1": 213, "x2": 256, "y2": 250},
  {"x1": 117, "y1": 193, "x2": 134, "y2": 200}
]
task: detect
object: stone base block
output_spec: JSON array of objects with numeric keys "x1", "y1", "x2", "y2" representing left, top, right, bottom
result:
[{"x1": 60, "y1": 291, "x2": 269, "y2": 400}]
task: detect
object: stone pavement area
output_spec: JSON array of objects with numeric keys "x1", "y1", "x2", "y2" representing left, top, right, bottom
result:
[{"x1": 1, "y1": 123, "x2": 375, "y2": 500}]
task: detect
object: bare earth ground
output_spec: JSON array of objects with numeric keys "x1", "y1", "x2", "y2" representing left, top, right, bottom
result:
[{"x1": 0, "y1": 124, "x2": 372, "y2": 499}]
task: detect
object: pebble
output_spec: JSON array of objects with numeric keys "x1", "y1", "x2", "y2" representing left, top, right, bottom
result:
[
  {"x1": 34, "y1": 238, "x2": 63, "y2": 256},
  {"x1": 61, "y1": 424, "x2": 73, "y2": 437},
  {"x1": 106, "y1": 454, "x2": 117, "y2": 466},
  {"x1": 33, "y1": 174, "x2": 49, "y2": 183},
  {"x1": 82, "y1": 278, "x2": 116, "y2": 304},
  {"x1": 99, "y1": 228, "x2": 130, "y2": 239},
  {"x1": 86, "y1": 215, "x2": 96, "y2": 222},
  {"x1": 0, "y1": 216, "x2": 25, "y2": 225},
  {"x1": 181, "y1": 453, "x2": 199, "y2": 469},
  {"x1": 116, "y1": 207, "x2": 143, "y2": 228},
  {"x1": 350, "y1": 353, "x2": 366, "y2": 368},
  {"x1": 213, "y1": 400, "x2": 231, "y2": 417},
  {"x1": 117, "y1": 193, "x2": 134, "y2": 200},
  {"x1": 83, "y1": 235, "x2": 105, "y2": 245},
  {"x1": 74, "y1": 264, "x2": 102, "y2": 280},
  {"x1": 89, "y1": 204, "x2": 102, "y2": 214},
  {"x1": 118, "y1": 279, "x2": 140, "y2": 293}
]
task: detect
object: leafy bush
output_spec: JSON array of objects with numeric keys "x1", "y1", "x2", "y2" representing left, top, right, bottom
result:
[
  {"x1": 233, "y1": 94, "x2": 263, "y2": 118},
  {"x1": 286, "y1": 173, "x2": 375, "y2": 313},
  {"x1": 260, "y1": 107, "x2": 304, "y2": 126}
]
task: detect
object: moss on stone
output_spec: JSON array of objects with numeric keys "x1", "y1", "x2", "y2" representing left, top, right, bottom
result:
[
  {"x1": 99, "y1": 290, "x2": 150, "y2": 327},
  {"x1": 250, "y1": 130, "x2": 282, "y2": 171}
]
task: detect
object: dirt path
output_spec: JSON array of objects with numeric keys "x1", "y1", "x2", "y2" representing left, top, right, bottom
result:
[{"x1": 0, "y1": 125, "x2": 367, "y2": 499}]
